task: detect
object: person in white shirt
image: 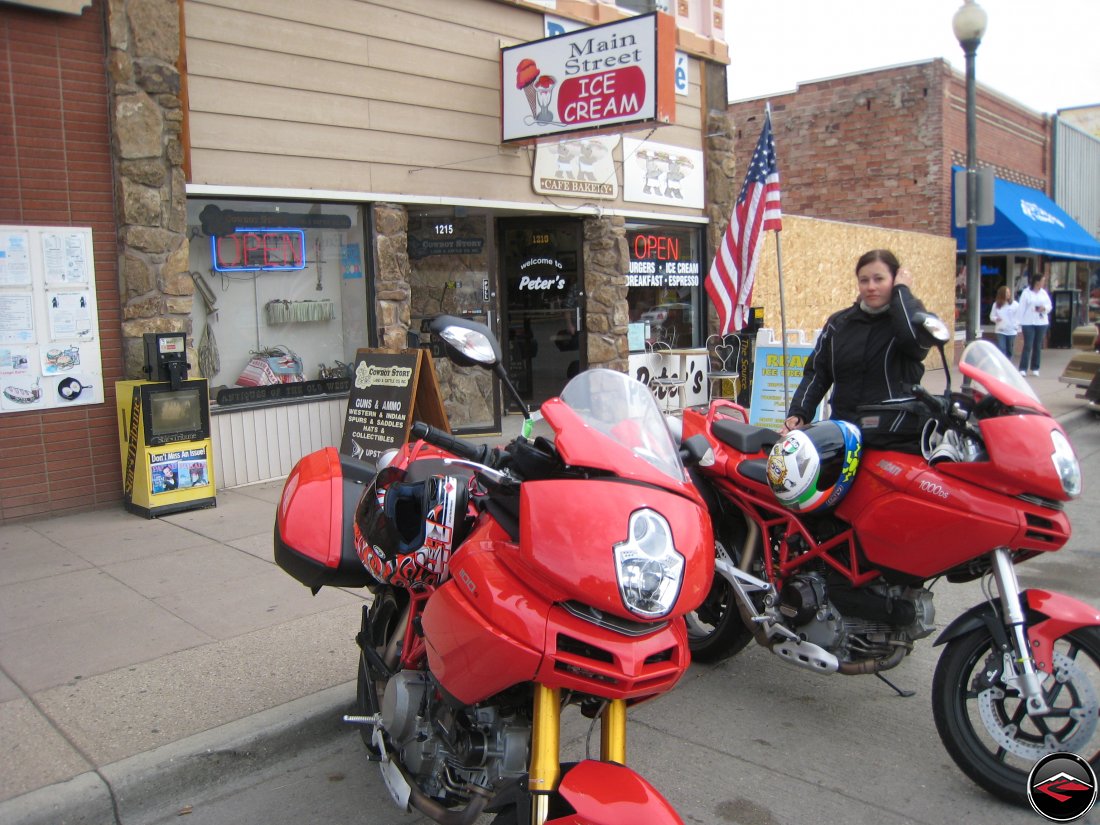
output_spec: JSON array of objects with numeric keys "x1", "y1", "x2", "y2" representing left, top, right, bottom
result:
[
  {"x1": 1017, "y1": 273, "x2": 1052, "y2": 376},
  {"x1": 989, "y1": 284, "x2": 1019, "y2": 359}
]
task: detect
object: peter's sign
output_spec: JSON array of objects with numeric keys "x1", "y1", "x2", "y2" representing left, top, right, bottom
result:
[{"x1": 501, "y1": 13, "x2": 675, "y2": 144}]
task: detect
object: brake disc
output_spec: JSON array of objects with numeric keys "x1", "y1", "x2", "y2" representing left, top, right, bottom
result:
[{"x1": 977, "y1": 649, "x2": 1099, "y2": 760}]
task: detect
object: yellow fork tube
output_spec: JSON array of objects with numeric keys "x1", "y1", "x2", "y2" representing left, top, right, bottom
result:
[
  {"x1": 529, "y1": 684, "x2": 561, "y2": 825},
  {"x1": 600, "y1": 698, "x2": 627, "y2": 764}
]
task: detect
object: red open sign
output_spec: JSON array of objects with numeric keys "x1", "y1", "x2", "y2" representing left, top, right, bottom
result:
[{"x1": 211, "y1": 228, "x2": 306, "y2": 271}]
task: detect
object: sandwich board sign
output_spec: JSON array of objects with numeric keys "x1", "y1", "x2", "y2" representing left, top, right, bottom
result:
[{"x1": 340, "y1": 348, "x2": 449, "y2": 462}]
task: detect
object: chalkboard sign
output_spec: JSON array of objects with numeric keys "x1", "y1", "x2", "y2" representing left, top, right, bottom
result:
[{"x1": 339, "y1": 349, "x2": 449, "y2": 462}]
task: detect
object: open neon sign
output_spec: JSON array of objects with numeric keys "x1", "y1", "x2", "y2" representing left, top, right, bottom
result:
[{"x1": 211, "y1": 228, "x2": 306, "y2": 272}]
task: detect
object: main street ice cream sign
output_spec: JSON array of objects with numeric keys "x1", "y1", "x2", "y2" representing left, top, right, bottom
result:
[{"x1": 501, "y1": 12, "x2": 675, "y2": 144}]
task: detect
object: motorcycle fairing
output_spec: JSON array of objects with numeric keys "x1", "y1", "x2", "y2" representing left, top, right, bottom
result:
[
  {"x1": 422, "y1": 526, "x2": 692, "y2": 704},
  {"x1": 517, "y1": 478, "x2": 714, "y2": 620},
  {"x1": 838, "y1": 453, "x2": 1070, "y2": 579},
  {"x1": 938, "y1": 415, "x2": 1073, "y2": 502}
]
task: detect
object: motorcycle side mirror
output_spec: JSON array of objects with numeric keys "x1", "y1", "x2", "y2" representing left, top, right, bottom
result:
[
  {"x1": 912, "y1": 311, "x2": 951, "y2": 346},
  {"x1": 428, "y1": 314, "x2": 531, "y2": 419},
  {"x1": 911, "y1": 311, "x2": 953, "y2": 395},
  {"x1": 680, "y1": 434, "x2": 715, "y2": 468},
  {"x1": 429, "y1": 315, "x2": 502, "y2": 368}
]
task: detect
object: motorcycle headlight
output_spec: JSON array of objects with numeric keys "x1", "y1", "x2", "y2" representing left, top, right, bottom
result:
[
  {"x1": 613, "y1": 509, "x2": 684, "y2": 618},
  {"x1": 1050, "y1": 430, "x2": 1082, "y2": 498}
]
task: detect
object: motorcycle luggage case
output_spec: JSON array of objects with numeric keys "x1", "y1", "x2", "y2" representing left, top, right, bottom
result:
[{"x1": 274, "y1": 446, "x2": 376, "y2": 591}]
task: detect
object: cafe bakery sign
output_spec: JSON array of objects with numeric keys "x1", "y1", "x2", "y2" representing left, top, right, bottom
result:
[{"x1": 501, "y1": 12, "x2": 675, "y2": 143}]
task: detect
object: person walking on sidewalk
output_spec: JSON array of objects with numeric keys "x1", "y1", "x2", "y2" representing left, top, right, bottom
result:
[
  {"x1": 1018, "y1": 272, "x2": 1052, "y2": 376},
  {"x1": 989, "y1": 284, "x2": 1020, "y2": 359}
]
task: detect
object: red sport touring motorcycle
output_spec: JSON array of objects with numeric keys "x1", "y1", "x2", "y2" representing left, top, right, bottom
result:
[
  {"x1": 275, "y1": 315, "x2": 715, "y2": 825},
  {"x1": 678, "y1": 312, "x2": 1100, "y2": 805}
]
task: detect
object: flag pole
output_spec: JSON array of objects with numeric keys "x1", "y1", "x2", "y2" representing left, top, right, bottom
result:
[
  {"x1": 776, "y1": 230, "x2": 790, "y2": 410},
  {"x1": 766, "y1": 101, "x2": 791, "y2": 413}
]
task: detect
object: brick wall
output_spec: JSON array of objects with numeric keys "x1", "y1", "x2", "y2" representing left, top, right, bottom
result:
[
  {"x1": 0, "y1": 1, "x2": 122, "y2": 523},
  {"x1": 728, "y1": 60, "x2": 1051, "y2": 237}
]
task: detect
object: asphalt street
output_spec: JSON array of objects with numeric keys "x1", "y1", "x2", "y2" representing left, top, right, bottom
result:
[{"x1": 139, "y1": 418, "x2": 1100, "y2": 825}]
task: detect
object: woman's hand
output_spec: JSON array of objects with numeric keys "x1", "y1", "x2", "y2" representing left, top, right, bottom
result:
[
  {"x1": 780, "y1": 415, "x2": 804, "y2": 435},
  {"x1": 894, "y1": 267, "x2": 914, "y2": 289}
]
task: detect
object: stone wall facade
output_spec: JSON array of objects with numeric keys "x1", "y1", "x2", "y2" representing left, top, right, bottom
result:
[
  {"x1": 108, "y1": 0, "x2": 190, "y2": 377},
  {"x1": 582, "y1": 216, "x2": 630, "y2": 373}
]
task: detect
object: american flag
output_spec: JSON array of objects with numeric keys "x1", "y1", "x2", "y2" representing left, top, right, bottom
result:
[{"x1": 706, "y1": 111, "x2": 782, "y2": 333}]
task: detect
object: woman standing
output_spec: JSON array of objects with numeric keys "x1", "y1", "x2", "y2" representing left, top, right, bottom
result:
[
  {"x1": 1017, "y1": 273, "x2": 1052, "y2": 376},
  {"x1": 783, "y1": 249, "x2": 930, "y2": 450},
  {"x1": 989, "y1": 285, "x2": 1019, "y2": 359}
]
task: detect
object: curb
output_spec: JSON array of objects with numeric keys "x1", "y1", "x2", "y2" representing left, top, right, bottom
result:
[
  {"x1": 1058, "y1": 404, "x2": 1095, "y2": 436},
  {"x1": 0, "y1": 681, "x2": 355, "y2": 825}
]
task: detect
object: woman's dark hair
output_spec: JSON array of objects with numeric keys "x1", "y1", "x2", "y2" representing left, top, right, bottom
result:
[
  {"x1": 1029, "y1": 272, "x2": 1045, "y2": 288},
  {"x1": 855, "y1": 249, "x2": 900, "y2": 277}
]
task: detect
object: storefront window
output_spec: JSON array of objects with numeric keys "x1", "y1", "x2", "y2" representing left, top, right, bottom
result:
[
  {"x1": 186, "y1": 199, "x2": 369, "y2": 403},
  {"x1": 625, "y1": 222, "x2": 703, "y2": 349}
]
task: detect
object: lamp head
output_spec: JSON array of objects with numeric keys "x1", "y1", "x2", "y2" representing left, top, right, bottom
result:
[{"x1": 953, "y1": 0, "x2": 988, "y2": 45}]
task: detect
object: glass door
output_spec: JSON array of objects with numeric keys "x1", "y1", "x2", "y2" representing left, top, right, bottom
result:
[
  {"x1": 498, "y1": 218, "x2": 584, "y2": 411},
  {"x1": 407, "y1": 208, "x2": 500, "y2": 434}
]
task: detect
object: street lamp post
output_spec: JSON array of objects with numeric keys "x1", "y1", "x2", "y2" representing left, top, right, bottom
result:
[{"x1": 954, "y1": 0, "x2": 988, "y2": 343}]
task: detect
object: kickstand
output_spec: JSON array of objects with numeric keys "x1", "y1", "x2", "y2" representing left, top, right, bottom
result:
[{"x1": 875, "y1": 672, "x2": 916, "y2": 698}]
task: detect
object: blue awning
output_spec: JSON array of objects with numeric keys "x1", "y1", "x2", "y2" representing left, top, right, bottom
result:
[{"x1": 952, "y1": 169, "x2": 1100, "y2": 262}]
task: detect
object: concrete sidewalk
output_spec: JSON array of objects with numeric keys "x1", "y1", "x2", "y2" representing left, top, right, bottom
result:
[{"x1": 0, "y1": 344, "x2": 1093, "y2": 825}]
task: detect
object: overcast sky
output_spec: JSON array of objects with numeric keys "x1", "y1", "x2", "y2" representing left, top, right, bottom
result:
[{"x1": 725, "y1": 0, "x2": 1100, "y2": 115}]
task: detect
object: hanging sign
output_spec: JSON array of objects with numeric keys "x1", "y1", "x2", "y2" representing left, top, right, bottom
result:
[{"x1": 501, "y1": 12, "x2": 675, "y2": 143}]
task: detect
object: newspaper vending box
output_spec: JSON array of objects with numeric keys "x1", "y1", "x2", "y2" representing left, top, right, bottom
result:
[{"x1": 116, "y1": 333, "x2": 216, "y2": 518}]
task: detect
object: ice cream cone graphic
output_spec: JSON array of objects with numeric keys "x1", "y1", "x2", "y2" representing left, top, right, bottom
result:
[
  {"x1": 534, "y1": 74, "x2": 556, "y2": 123},
  {"x1": 516, "y1": 58, "x2": 540, "y2": 116}
]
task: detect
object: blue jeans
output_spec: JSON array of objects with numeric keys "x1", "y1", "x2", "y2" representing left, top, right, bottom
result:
[
  {"x1": 1019, "y1": 325, "x2": 1046, "y2": 371},
  {"x1": 996, "y1": 333, "x2": 1015, "y2": 359}
]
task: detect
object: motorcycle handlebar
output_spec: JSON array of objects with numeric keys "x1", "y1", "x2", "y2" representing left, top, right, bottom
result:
[
  {"x1": 410, "y1": 422, "x2": 488, "y2": 464},
  {"x1": 909, "y1": 383, "x2": 946, "y2": 417}
]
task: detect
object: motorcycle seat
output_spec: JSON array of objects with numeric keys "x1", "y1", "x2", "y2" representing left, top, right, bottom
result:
[
  {"x1": 712, "y1": 419, "x2": 779, "y2": 455},
  {"x1": 736, "y1": 458, "x2": 769, "y2": 485}
]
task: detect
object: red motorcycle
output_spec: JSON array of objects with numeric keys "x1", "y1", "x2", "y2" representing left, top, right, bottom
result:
[
  {"x1": 275, "y1": 315, "x2": 714, "y2": 825},
  {"x1": 679, "y1": 313, "x2": 1099, "y2": 805}
]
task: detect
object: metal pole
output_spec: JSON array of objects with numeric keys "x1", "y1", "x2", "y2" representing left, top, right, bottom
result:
[
  {"x1": 963, "y1": 39, "x2": 980, "y2": 343},
  {"x1": 776, "y1": 232, "x2": 790, "y2": 410}
]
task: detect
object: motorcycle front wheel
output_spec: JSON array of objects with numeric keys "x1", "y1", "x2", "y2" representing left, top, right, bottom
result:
[
  {"x1": 684, "y1": 536, "x2": 755, "y2": 663},
  {"x1": 932, "y1": 625, "x2": 1100, "y2": 806}
]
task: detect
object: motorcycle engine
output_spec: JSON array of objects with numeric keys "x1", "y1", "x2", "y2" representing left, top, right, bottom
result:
[
  {"x1": 778, "y1": 573, "x2": 936, "y2": 661},
  {"x1": 379, "y1": 670, "x2": 529, "y2": 799}
]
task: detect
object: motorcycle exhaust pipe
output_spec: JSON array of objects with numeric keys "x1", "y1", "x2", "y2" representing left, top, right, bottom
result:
[
  {"x1": 837, "y1": 642, "x2": 907, "y2": 675},
  {"x1": 389, "y1": 749, "x2": 491, "y2": 825}
]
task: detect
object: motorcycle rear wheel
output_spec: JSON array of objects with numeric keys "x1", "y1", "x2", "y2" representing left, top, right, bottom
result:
[
  {"x1": 932, "y1": 625, "x2": 1100, "y2": 806},
  {"x1": 685, "y1": 537, "x2": 755, "y2": 663}
]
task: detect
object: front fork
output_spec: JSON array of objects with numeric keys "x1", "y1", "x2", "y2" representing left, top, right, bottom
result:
[
  {"x1": 991, "y1": 548, "x2": 1050, "y2": 715},
  {"x1": 529, "y1": 684, "x2": 628, "y2": 825}
]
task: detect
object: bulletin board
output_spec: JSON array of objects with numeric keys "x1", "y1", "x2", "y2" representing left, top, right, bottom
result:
[{"x1": 0, "y1": 225, "x2": 103, "y2": 413}]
